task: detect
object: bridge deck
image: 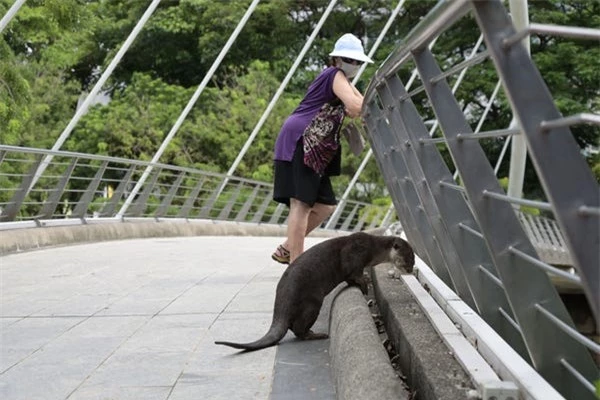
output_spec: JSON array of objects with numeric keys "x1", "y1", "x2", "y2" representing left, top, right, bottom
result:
[{"x1": 0, "y1": 236, "x2": 334, "y2": 400}]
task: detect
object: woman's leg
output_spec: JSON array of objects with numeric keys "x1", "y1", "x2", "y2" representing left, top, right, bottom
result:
[
  {"x1": 291, "y1": 202, "x2": 336, "y2": 238},
  {"x1": 308, "y1": 202, "x2": 336, "y2": 232},
  {"x1": 280, "y1": 202, "x2": 336, "y2": 260},
  {"x1": 286, "y1": 198, "x2": 312, "y2": 262}
]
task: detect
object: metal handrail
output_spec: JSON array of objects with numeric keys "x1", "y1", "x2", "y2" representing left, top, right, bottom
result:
[
  {"x1": 366, "y1": 0, "x2": 471, "y2": 103},
  {"x1": 0, "y1": 144, "x2": 228, "y2": 181},
  {"x1": 0, "y1": 145, "x2": 391, "y2": 233},
  {"x1": 361, "y1": 0, "x2": 599, "y2": 398},
  {"x1": 503, "y1": 23, "x2": 600, "y2": 48}
]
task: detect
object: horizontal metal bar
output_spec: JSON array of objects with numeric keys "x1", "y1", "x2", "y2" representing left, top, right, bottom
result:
[
  {"x1": 559, "y1": 358, "x2": 596, "y2": 394},
  {"x1": 368, "y1": 0, "x2": 471, "y2": 95},
  {"x1": 419, "y1": 137, "x2": 447, "y2": 144},
  {"x1": 482, "y1": 190, "x2": 553, "y2": 211},
  {"x1": 508, "y1": 246, "x2": 582, "y2": 284},
  {"x1": 498, "y1": 306, "x2": 522, "y2": 334},
  {"x1": 578, "y1": 205, "x2": 600, "y2": 217},
  {"x1": 0, "y1": 220, "x2": 38, "y2": 231},
  {"x1": 535, "y1": 304, "x2": 600, "y2": 354},
  {"x1": 430, "y1": 50, "x2": 490, "y2": 84},
  {"x1": 458, "y1": 222, "x2": 484, "y2": 239},
  {"x1": 457, "y1": 128, "x2": 520, "y2": 141},
  {"x1": 504, "y1": 23, "x2": 600, "y2": 48},
  {"x1": 0, "y1": 144, "x2": 271, "y2": 187},
  {"x1": 539, "y1": 113, "x2": 600, "y2": 132},
  {"x1": 399, "y1": 84, "x2": 427, "y2": 102},
  {"x1": 438, "y1": 180, "x2": 465, "y2": 193},
  {"x1": 0, "y1": 144, "x2": 153, "y2": 168},
  {"x1": 421, "y1": 128, "x2": 520, "y2": 145},
  {"x1": 477, "y1": 264, "x2": 503, "y2": 288}
]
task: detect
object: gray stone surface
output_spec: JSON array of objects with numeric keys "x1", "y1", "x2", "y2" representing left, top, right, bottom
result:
[
  {"x1": 269, "y1": 286, "x2": 337, "y2": 400},
  {"x1": 329, "y1": 284, "x2": 410, "y2": 400},
  {"x1": 371, "y1": 265, "x2": 476, "y2": 400},
  {"x1": 0, "y1": 220, "x2": 341, "y2": 256},
  {"x1": 0, "y1": 223, "x2": 479, "y2": 400},
  {"x1": 0, "y1": 235, "x2": 332, "y2": 400}
]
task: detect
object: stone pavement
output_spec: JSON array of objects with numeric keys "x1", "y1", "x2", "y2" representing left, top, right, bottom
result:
[{"x1": 0, "y1": 235, "x2": 334, "y2": 400}]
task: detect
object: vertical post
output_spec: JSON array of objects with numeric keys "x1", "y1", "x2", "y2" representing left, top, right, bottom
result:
[
  {"x1": 427, "y1": 34, "x2": 485, "y2": 137},
  {"x1": 473, "y1": 0, "x2": 599, "y2": 334},
  {"x1": 506, "y1": 0, "x2": 529, "y2": 199},
  {"x1": 116, "y1": 0, "x2": 261, "y2": 218}
]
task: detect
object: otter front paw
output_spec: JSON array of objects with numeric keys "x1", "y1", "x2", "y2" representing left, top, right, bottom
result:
[
  {"x1": 302, "y1": 330, "x2": 329, "y2": 340},
  {"x1": 347, "y1": 276, "x2": 368, "y2": 295}
]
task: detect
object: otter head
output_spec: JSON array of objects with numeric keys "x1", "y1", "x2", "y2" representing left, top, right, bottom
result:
[{"x1": 390, "y1": 237, "x2": 415, "y2": 274}]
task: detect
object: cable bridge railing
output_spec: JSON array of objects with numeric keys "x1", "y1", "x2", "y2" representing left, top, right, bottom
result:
[
  {"x1": 0, "y1": 0, "x2": 395, "y2": 236},
  {"x1": 362, "y1": 0, "x2": 599, "y2": 399},
  {"x1": 0, "y1": 1, "x2": 598, "y2": 398},
  {"x1": 0, "y1": 144, "x2": 389, "y2": 233}
]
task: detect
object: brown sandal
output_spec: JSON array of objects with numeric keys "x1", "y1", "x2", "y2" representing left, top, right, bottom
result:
[{"x1": 271, "y1": 244, "x2": 290, "y2": 265}]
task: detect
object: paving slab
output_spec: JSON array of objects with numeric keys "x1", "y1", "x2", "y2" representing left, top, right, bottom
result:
[
  {"x1": 269, "y1": 286, "x2": 337, "y2": 400},
  {"x1": 1, "y1": 316, "x2": 85, "y2": 372},
  {"x1": 0, "y1": 236, "x2": 334, "y2": 400}
]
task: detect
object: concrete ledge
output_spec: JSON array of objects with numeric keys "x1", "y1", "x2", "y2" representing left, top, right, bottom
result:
[
  {"x1": 412, "y1": 260, "x2": 564, "y2": 400},
  {"x1": 371, "y1": 264, "x2": 476, "y2": 400},
  {"x1": 329, "y1": 285, "x2": 410, "y2": 400},
  {"x1": 0, "y1": 219, "x2": 342, "y2": 256}
]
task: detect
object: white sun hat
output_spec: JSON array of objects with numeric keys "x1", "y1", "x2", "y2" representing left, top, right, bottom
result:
[{"x1": 329, "y1": 33, "x2": 374, "y2": 64}]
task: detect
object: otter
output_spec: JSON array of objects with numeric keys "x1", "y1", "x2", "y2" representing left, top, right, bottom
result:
[{"x1": 214, "y1": 232, "x2": 414, "y2": 352}]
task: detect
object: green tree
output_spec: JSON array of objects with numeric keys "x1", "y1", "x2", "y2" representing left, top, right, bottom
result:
[
  {"x1": 0, "y1": 0, "x2": 100, "y2": 146},
  {"x1": 0, "y1": 39, "x2": 30, "y2": 143},
  {"x1": 66, "y1": 72, "x2": 193, "y2": 160},
  {"x1": 529, "y1": 1, "x2": 599, "y2": 151},
  {"x1": 1, "y1": 0, "x2": 597, "y2": 208}
]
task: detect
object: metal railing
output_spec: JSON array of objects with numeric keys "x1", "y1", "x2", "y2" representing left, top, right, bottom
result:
[
  {"x1": 517, "y1": 211, "x2": 572, "y2": 267},
  {"x1": 0, "y1": 144, "x2": 390, "y2": 233},
  {"x1": 0, "y1": 1, "x2": 597, "y2": 398},
  {"x1": 362, "y1": 0, "x2": 599, "y2": 399}
]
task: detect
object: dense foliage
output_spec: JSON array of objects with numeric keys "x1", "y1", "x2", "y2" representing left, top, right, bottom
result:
[{"x1": 1, "y1": 0, "x2": 598, "y2": 204}]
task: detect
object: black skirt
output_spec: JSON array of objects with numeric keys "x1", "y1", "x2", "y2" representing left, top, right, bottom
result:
[{"x1": 273, "y1": 140, "x2": 339, "y2": 207}]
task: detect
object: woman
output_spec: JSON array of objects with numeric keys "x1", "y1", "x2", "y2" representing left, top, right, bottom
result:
[{"x1": 271, "y1": 33, "x2": 373, "y2": 264}]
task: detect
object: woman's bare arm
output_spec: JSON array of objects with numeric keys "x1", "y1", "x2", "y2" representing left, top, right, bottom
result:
[
  {"x1": 350, "y1": 83, "x2": 363, "y2": 99},
  {"x1": 332, "y1": 71, "x2": 363, "y2": 118}
]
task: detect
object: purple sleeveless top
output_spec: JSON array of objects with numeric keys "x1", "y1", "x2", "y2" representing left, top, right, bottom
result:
[{"x1": 274, "y1": 67, "x2": 341, "y2": 161}]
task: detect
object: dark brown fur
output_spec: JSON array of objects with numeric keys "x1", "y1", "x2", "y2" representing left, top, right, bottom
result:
[{"x1": 214, "y1": 232, "x2": 414, "y2": 352}]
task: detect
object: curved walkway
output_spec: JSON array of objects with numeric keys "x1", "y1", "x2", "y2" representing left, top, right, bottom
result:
[{"x1": 0, "y1": 235, "x2": 333, "y2": 400}]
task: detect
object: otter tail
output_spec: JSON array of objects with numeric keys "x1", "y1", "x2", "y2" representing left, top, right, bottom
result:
[{"x1": 214, "y1": 320, "x2": 288, "y2": 352}]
